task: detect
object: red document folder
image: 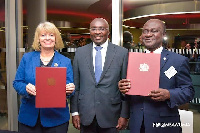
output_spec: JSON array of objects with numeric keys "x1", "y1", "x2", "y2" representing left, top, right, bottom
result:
[
  {"x1": 126, "y1": 52, "x2": 161, "y2": 96},
  {"x1": 35, "y1": 67, "x2": 66, "y2": 108}
]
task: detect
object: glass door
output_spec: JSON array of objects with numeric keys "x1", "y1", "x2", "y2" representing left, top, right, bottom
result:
[{"x1": 0, "y1": 0, "x2": 8, "y2": 130}]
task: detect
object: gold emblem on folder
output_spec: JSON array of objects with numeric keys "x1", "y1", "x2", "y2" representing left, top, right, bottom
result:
[{"x1": 47, "y1": 78, "x2": 56, "y2": 86}]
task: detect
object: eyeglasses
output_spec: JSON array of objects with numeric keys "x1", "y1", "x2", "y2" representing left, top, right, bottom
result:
[
  {"x1": 142, "y1": 29, "x2": 160, "y2": 34},
  {"x1": 90, "y1": 27, "x2": 108, "y2": 32}
]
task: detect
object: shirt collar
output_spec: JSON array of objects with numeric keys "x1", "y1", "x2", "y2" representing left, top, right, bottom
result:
[
  {"x1": 93, "y1": 39, "x2": 108, "y2": 50},
  {"x1": 145, "y1": 46, "x2": 163, "y2": 54}
]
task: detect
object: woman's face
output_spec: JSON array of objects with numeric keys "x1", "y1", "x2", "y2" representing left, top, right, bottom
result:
[{"x1": 39, "y1": 30, "x2": 56, "y2": 50}]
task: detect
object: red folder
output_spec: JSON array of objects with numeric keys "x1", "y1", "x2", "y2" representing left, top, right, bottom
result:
[
  {"x1": 126, "y1": 52, "x2": 161, "y2": 96},
  {"x1": 35, "y1": 67, "x2": 66, "y2": 108}
]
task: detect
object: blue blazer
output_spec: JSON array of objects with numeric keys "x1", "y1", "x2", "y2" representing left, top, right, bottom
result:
[
  {"x1": 128, "y1": 49, "x2": 195, "y2": 133},
  {"x1": 13, "y1": 51, "x2": 74, "y2": 127}
]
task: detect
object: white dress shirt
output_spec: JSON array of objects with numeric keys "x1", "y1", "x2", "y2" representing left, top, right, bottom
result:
[
  {"x1": 145, "y1": 46, "x2": 163, "y2": 54},
  {"x1": 93, "y1": 39, "x2": 108, "y2": 72}
]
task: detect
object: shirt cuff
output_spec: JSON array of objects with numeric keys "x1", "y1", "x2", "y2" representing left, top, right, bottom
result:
[{"x1": 71, "y1": 112, "x2": 79, "y2": 116}]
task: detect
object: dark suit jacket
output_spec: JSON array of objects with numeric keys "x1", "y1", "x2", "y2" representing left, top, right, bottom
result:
[
  {"x1": 13, "y1": 51, "x2": 74, "y2": 127},
  {"x1": 70, "y1": 42, "x2": 129, "y2": 128},
  {"x1": 128, "y1": 49, "x2": 195, "y2": 133}
]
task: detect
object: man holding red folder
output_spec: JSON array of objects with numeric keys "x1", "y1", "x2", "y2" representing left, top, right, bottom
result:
[{"x1": 118, "y1": 19, "x2": 194, "y2": 133}]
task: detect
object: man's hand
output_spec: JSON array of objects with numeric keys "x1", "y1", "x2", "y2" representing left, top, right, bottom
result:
[
  {"x1": 118, "y1": 79, "x2": 131, "y2": 94},
  {"x1": 148, "y1": 88, "x2": 170, "y2": 101},
  {"x1": 72, "y1": 115, "x2": 80, "y2": 130},
  {"x1": 116, "y1": 117, "x2": 128, "y2": 130},
  {"x1": 66, "y1": 83, "x2": 75, "y2": 95}
]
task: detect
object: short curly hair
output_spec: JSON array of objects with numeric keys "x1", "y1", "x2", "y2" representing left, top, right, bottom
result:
[{"x1": 32, "y1": 21, "x2": 64, "y2": 51}]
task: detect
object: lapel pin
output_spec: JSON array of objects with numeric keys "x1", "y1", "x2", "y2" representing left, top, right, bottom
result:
[
  {"x1": 163, "y1": 57, "x2": 166, "y2": 60},
  {"x1": 54, "y1": 63, "x2": 58, "y2": 67}
]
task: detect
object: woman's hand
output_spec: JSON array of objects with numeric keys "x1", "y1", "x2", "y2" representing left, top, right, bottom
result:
[
  {"x1": 66, "y1": 83, "x2": 75, "y2": 95},
  {"x1": 26, "y1": 83, "x2": 36, "y2": 96}
]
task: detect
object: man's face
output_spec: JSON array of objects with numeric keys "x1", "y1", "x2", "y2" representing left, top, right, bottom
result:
[
  {"x1": 181, "y1": 41, "x2": 187, "y2": 48},
  {"x1": 185, "y1": 44, "x2": 191, "y2": 49},
  {"x1": 141, "y1": 20, "x2": 165, "y2": 51},
  {"x1": 90, "y1": 19, "x2": 110, "y2": 45}
]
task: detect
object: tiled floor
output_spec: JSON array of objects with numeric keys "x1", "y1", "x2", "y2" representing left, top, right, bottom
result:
[
  {"x1": 0, "y1": 115, "x2": 7, "y2": 130},
  {"x1": 0, "y1": 105, "x2": 200, "y2": 132},
  {"x1": 68, "y1": 122, "x2": 79, "y2": 133},
  {"x1": 68, "y1": 109, "x2": 200, "y2": 133},
  {"x1": 192, "y1": 109, "x2": 200, "y2": 133}
]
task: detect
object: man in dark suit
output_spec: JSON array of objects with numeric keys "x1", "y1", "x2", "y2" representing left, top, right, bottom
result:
[
  {"x1": 70, "y1": 18, "x2": 129, "y2": 133},
  {"x1": 118, "y1": 19, "x2": 195, "y2": 133}
]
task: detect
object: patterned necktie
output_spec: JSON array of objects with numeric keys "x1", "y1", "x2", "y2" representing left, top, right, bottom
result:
[{"x1": 95, "y1": 46, "x2": 103, "y2": 83}]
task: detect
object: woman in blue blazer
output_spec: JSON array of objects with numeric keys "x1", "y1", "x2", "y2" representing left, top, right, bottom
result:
[{"x1": 13, "y1": 22, "x2": 74, "y2": 133}]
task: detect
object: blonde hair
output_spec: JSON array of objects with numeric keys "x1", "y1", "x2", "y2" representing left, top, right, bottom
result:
[{"x1": 32, "y1": 21, "x2": 64, "y2": 51}]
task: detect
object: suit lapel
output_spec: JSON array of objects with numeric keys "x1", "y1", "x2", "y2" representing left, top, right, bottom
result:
[
  {"x1": 85, "y1": 43, "x2": 96, "y2": 82},
  {"x1": 160, "y1": 49, "x2": 169, "y2": 69},
  {"x1": 99, "y1": 42, "x2": 116, "y2": 83},
  {"x1": 51, "y1": 51, "x2": 61, "y2": 67},
  {"x1": 32, "y1": 51, "x2": 41, "y2": 79}
]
